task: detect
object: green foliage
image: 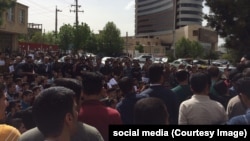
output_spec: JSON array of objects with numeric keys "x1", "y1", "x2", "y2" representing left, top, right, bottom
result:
[
  {"x1": 30, "y1": 32, "x2": 43, "y2": 43},
  {"x1": 99, "y1": 22, "x2": 124, "y2": 56},
  {"x1": 135, "y1": 44, "x2": 144, "y2": 53},
  {"x1": 58, "y1": 24, "x2": 74, "y2": 51},
  {"x1": 221, "y1": 50, "x2": 239, "y2": 65},
  {"x1": 204, "y1": 0, "x2": 250, "y2": 61},
  {"x1": 203, "y1": 50, "x2": 219, "y2": 60},
  {"x1": 43, "y1": 32, "x2": 58, "y2": 44},
  {"x1": 85, "y1": 33, "x2": 98, "y2": 54},
  {"x1": 175, "y1": 37, "x2": 204, "y2": 59},
  {"x1": 73, "y1": 23, "x2": 91, "y2": 52}
]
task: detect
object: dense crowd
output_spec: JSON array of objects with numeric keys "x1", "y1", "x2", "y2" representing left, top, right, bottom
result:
[{"x1": 0, "y1": 50, "x2": 250, "y2": 141}]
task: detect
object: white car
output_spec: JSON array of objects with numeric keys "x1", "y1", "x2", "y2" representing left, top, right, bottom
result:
[
  {"x1": 154, "y1": 57, "x2": 168, "y2": 63},
  {"x1": 101, "y1": 57, "x2": 114, "y2": 65},
  {"x1": 133, "y1": 55, "x2": 154, "y2": 63},
  {"x1": 169, "y1": 59, "x2": 192, "y2": 68}
]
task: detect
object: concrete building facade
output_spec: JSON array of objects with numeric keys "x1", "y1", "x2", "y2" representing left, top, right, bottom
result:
[
  {"x1": 127, "y1": 0, "x2": 218, "y2": 58},
  {"x1": 0, "y1": 2, "x2": 28, "y2": 53}
]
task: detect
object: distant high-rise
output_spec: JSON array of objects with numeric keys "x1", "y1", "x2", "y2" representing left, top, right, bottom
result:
[{"x1": 135, "y1": 0, "x2": 203, "y2": 37}]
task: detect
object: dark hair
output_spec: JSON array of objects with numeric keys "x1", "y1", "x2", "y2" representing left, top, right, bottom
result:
[
  {"x1": 207, "y1": 66, "x2": 220, "y2": 78},
  {"x1": 243, "y1": 54, "x2": 250, "y2": 60},
  {"x1": 134, "y1": 97, "x2": 168, "y2": 124},
  {"x1": 235, "y1": 77, "x2": 250, "y2": 99},
  {"x1": 7, "y1": 118, "x2": 24, "y2": 130},
  {"x1": 32, "y1": 86, "x2": 75, "y2": 137},
  {"x1": 81, "y1": 72, "x2": 104, "y2": 95},
  {"x1": 53, "y1": 78, "x2": 82, "y2": 105},
  {"x1": 0, "y1": 89, "x2": 4, "y2": 99},
  {"x1": 6, "y1": 100, "x2": 20, "y2": 113},
  {"x1": 242, "y1": 68, "x2": 250, "y2": 77},
  {"x1": 190, "y1": 72, "x2": 211, "y2": 93},
  {"x1": 13, "y1": 107, "x2": 35, "y2": 130},
  {"x1": 214, "y1": 80, "x2": 228, "y2": 96},
  {"x1": 118, "y1": 77, "x2": 134, "y2": 95},
  {"x1": 174, "y1": 69, "x2": 189, "y2": 82},
  {"x1": 148, "y1": 63, "x2": 164, "y2": 83}
]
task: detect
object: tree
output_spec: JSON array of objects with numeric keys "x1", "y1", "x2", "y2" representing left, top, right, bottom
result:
[
  {"x1": 135, "y1": 44, "x2": 144, "y2": 53},
  {"x1": 175, "y1": 37, "x2": 204, "y2": 59},
  {"x1": 99, "y1": 22, "x2": 124, "y2": 56},
  {"x1": 30, "y1": 32, "x2": 43, "y2": 43},
  {"x1": 85, "y1": 32, "x2": 98, "y2": 54},
  {"x1": 43, "y1": 31, "x2": 58, "y2": 45},
  {"x1": 73, "y1": 23, "x2": 91, "y2": 53},
  {"x1": 58, "y1": 24, "x2": 74, "y2": 51},
  {"x1": 204, "y1": 0, "x2": 250, "y2": 61},
  {"x1": 189, "y1": 41, "x2": 204, "y2": 59},
  {"x1": 0, "y1": 0, "x2": 16, "y2": 25}
]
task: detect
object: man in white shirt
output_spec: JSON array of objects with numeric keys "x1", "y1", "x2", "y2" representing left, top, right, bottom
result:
[{"x1": 178, "y1": 72, "x2": 227, "y2": 125}]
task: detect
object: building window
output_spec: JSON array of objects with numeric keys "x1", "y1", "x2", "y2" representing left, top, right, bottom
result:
[
  {"x1": 7, "y1": 8, "x2": 15, "y2": 22},
  {"x1": 193, "y1": 30, "x2": 198, "y2": 36},
  {"x1": 19, "y1": 9, "x2": 25, "y2": 24}
]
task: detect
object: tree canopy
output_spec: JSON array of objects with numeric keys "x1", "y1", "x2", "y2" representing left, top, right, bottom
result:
[
  {"x1": 204, "y1": 0, "x2": 250, "y2": 60},
  {"x1": 175, "y1": 37, "x2": 204, "y2": 59},
  {"x1": 99, "y1": 22, "x2": 124, "y2": 56}
]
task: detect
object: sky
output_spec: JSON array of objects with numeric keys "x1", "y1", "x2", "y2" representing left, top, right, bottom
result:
[{"x1": 17, "y1": 0, "x2": 224, "y2": 45}]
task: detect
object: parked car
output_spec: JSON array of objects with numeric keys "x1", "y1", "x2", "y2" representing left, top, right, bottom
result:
[
  {"x1": 169, "y1": 58, "x2": 192, "y2": 68},
  {"x1": 101, "y1": 57, "x2": 114, "y2": 65},
  {"x1": 133, "y1": 54, "x2": 154, "y2": 63},
  {"x1": 154, "y1": 57, "x2": 168, "y2": 63},
  {"x1": 211, "y1": 59, "x2": 229, "y2": 66}
]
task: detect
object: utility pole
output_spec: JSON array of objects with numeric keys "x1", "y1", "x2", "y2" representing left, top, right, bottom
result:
[
  {"x1": 70, "y1": 0, "x2": 84, "y2": 27},
  {"x1": 55, "y1": 6, "x2": 62, "y2": 37}
]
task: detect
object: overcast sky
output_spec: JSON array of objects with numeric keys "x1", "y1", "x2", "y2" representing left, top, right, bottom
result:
[{"x1": 17, "y1": 0, "x2": 224, "y2": 45}]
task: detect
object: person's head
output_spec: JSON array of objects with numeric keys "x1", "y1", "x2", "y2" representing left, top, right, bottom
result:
[
  {"x1": 207, "y1": 66, "x2": 220, "y2": 79},
  {"x1": 7, "y1": 82, "x2": 16, "y2": 94},
  {"x1": 22, "y1": 90, "x2": 33, "y2": 104},
  {"x1": 134, "y1": 97, "x2": 169, "y2": 124},
  {"x1": 118, "y1": 77, "x2": 134, "y2": 96},
  {"x1": 25, "y1": 55, "x2": 33, "y2": 63},
  {"x1": 32, "y1": 86, "x2": 42, "y2": 96},
  {"x1": 12, "y1": 107, "x2": 35, "y2": 131},
  {"x1": 242, "y1": 68, "x2": 250, "y2": 77},
  {"x1": 6, "y1": 100, "x2": 21, "y2": 114},
  {"x1": 15, "y1": 78, "x2": 23, "y2": 86},
  {"x1": 235, "y1": 77, "x2": 250, "y2": 108},
  {"x1": 240, "y1": 54, "x2": 250, "y2": 65},
  {"x1": 148, "y1": 63, "x2": 165, "y2": 84},
  {"x1": 8, "y1": 118, "x2": 27, "y2": 134},
  {"x1": 0, "y1": 89, "x2": 8, "y2": 120},
  {"x1": 53, "y1": 78, "x2": 82, "y2": 111},
  {"x1": 81, "y1": 72, "x2": 104, "y2": 96},
  {"x1": 174, "y1": 69, "x2": 189, "y2": 83},
  {"x1": 190, "y1": 72, "x2": 211, "y2": 94},
  {"x1": 214, "y1": 80, "x2": 228, "y2": 96},
  {"x1": 32, "y1": 86, "x2": 78, "y2": 138}
]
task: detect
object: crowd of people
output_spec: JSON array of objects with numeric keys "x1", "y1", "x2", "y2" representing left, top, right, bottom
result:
[{"x1": 0, "y1": 50, "x2": 250, "y2": 141}]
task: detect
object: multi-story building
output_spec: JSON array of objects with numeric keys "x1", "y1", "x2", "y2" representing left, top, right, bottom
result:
[
  {"x1": 135, "y1": 0, "x2": 203, "y2": 37},
  {"x1": 128, "y1": 0, "x2": 217, "y2": 57},
  {"x1": 0, "y1": 2, "x2": 28, "y2": 53}
]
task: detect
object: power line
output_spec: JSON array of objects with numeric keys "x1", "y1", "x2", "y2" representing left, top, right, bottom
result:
[
  {"x1": 70, "y1": 0, "x2": 84, "y2": 27},
  {"x1": 55, "y1": 6, "x2": 62, "y2": 37}
]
